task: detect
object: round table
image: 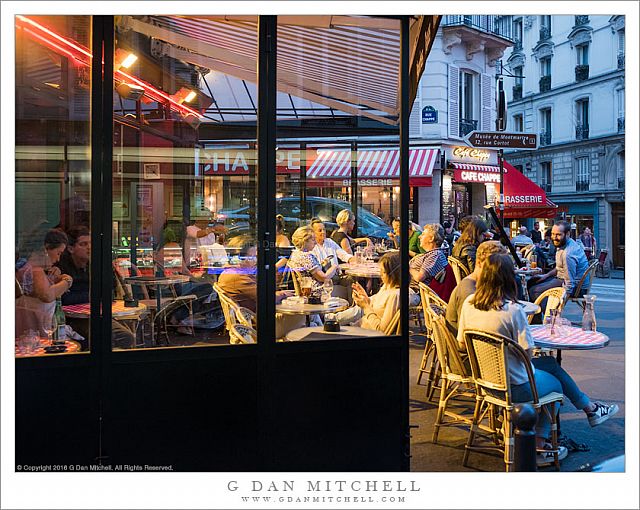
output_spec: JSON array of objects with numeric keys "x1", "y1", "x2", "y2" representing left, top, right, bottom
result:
[
  {"x1": 517, "y1": 300, "x2": 541, "y2": 315},
  {"x1": 63, "y1": 301, "x2": 147, "y2": 319},
  {"x1": 124, "y1": 274, "x2": 191, "y2": 311},
  {"x1": 530, "y1": 325, "x2": 610, "y2": 351},
  {"x1": 15, "y1": 337, "x2": 81, "y2": 358},
  {"x1": 285, "y1": 325, "x2": 383, "y2": 342},
  {"x1": 276, "y1": 298, "x2": 349, "y2": 316},
  {"x1": 342, "y1": 263, "x2": 381, "y2": 279}
]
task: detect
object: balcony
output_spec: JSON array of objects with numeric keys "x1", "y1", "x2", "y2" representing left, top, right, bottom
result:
[
  {"x1": 576, "y1": 180, "x2": 590, "y2": 192},
  {"x1": 539, "y1": 131, "x2": 552, "y2": 146},
  {"x1": 541, "y1": 183, "x2": 552, "y2": 193},
  {"x1": 459, "y1": 118, "x2": 478, "y2": 137},
  {"x1": 618, "y1": 117, "x2": 625, "y2": 133},
  {"x1": 539, "y1": 26, "x2": 551, "y2": 41},
  {"x1": 576, "y1": 123, "x2": 589, "y2": 140},
  {"x1": 618, "y1": 177, "x2": 625, "y2": 189},
  {"x1": 575, "y1": 64, "x2": 589, "y2": 82},
  {"x1": 574, "y1": 16, "x2": 589, "y2": 26},
  {"x1": 539, "y1": 75, "x2": 551, "y2": 93},
  {"x1": 618, "y1": 52, "x2": 625, "y2": 70},
  {"x1": 512, "y1": 84, "x2": 522, "y2": 100},
  {"x1": 441, "y1": 15, "x2": 514, "y2": 41}
]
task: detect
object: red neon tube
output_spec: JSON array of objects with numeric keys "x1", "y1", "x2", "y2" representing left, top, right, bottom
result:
[{"x1": 16, "y1": 15, "x2": 203, "y2": 119}]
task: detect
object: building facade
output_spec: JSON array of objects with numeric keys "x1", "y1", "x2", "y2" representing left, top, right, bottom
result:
[
  {"x1": 411, "y1": 15, "x2": 514, "y2": 227},
  {"x1": 502, "y1": 15, "x2": 625, "y2": 268}
]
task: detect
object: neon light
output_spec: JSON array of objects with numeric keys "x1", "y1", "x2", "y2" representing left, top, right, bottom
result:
[{"x1": 16, "y1": 15, "x2": 204, "y2": 119}]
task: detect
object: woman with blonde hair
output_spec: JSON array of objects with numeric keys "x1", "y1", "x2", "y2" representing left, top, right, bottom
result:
[
  {"x1": 330, "y1": 209, "x2": 372, "y2": 255},
  {"x1": 287, "y1": 225, "x2": 337, "y2": 294}
]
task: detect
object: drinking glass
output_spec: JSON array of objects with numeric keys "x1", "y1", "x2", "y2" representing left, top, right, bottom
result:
[
  {"x1": 322, "y1": 280, "x2": 334, "y2": 302},
  {"x1": 42, "y1": 316, "x2": 55, "y2": 346}
]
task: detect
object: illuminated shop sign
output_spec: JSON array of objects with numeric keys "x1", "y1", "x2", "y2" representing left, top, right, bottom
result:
[
  {"x1": 445, "y1": 145, "x2": 497, "y2": 166},
  {"x1": 342, "y1": 179, "x2": 394, "y2": 187},
  {"x1": 451, "y1": 146, "x2": 491, "y2": 162},
  {"x1": 454, "y1": 169, "x2": 500, "y2": 183},
  {"x1": 505, "y1": 195, "x2": 543, "y2": 204},
  {"x1": 201, "y1": 148, "x2": 304, "y2": 174}
]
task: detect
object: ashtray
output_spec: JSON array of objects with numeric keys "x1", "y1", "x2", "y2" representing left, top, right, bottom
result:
[
  {"x1": 308, "y1": 296, "x2": 322, "y2": 305},
  {"x1": 124, "y1": 298, "x2": 139, "y2": 307},
  {"x1": 324, "y1": 320, "x2": 341, "y2": 332},
  {"x1": 44, "y1": 345, "x2": 67, "y2": 354}
]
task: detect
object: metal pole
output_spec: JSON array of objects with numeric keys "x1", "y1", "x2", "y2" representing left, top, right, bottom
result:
[
  {"x1": 513, "y1": 403, "x2": 538, "y2": 471},
  {"x1": 499, "y1": 148, "x2": 504, "y2": 225}
]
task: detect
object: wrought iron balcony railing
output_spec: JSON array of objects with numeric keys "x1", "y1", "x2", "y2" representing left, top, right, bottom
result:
[
  {"x1": 539, "y1": 75, "x2": 551, "y2": 93},
  {"x1": 574, "y1": 15, "x2": 589, "y2": 26},
  {"x1": 576, "y1": 123, "x2": 589, "y2": 140},
  {"x1": 513, "y1": 39, "x2": 523, "y2": 51},
  {"x1": 539, "y1": 131, "x2": 552, "y2": 146},
  {"x1": 541, "y1": 183, "x2": 552, "y2": 192},
  {"x1": 539, "y1": 26, "x2": 551, "y2": 41},
  {"x1": 618, "y1": 177, "x2": 625, "y2": 189},
  {"x1": 618, "y1": 52, "x2": 625, "y2": 70},
  {"x1": 512, "y1": 84, "x2": 522, "y2": 100},
  {"x1": 618, "y1": 117, "x2": 625, "y2": 133},
  {"x1": 441, "y1": 15, "x2": 514, "y2": 41},
  {"x1": 575, "y1": 64, "x2": 589, "y2": 82},
  {"x1": 459, "y1": 118, "x2": 478, "y2": 137},
  {"x1": 576, "y1": 180, "x2": 590, "y2": 192}
]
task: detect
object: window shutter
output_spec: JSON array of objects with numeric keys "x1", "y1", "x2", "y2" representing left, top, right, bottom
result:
[
  {"x1": 448, "y1": 64, "x2": 460, "y2": 138},
  {"x1": 481, "y1": 73, "x2": 493, "y2": 131},
  {"x1": 409, "y1": 86, "x2": 422, "y2": 137}
]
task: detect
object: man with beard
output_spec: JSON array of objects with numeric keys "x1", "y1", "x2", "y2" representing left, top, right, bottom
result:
[{"x1": 528, "y1": 220, "x2": 590, "y2": 302}]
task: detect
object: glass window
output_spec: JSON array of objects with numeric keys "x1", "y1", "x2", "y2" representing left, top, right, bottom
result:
[
  {"x1": 576, "y1": 98, "x2": 589, "y2": 128},
  {"x1": 275, "y1": 16, "x2": 402, "y2": 342},
  {"x1": 577, "y1": 44, "x2": 589, "y2": 65},
  {"x1": 514, "y1": 66, "x2": 523, "y2": 87},
  {"x1": 459, "y1": 71, "x2": 477, "y2": 124},
  {"x1": 540, "y1": 162, "x2": 552, "y2": 192},
  {"x1": 576, "y1": 156, "x2": 590, "y2": 191},
  {"x1": 512, "y1": 114, "x2": 523, "y2": 132},
  {"x1": 540, "y1": 57, "x2": 551, "y2": 77},
  {"x1": 112, "y1": 16, "x2": 258, "y2": 349},
  {"x1": 15, "y1": 16, "x2": 92, "y2": 358}
]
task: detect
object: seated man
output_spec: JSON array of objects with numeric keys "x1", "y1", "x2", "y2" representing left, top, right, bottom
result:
[
  {"x1": 512, "y1": 225, "x2": 534, "y2": 246},
  {"x1": 310, "y1": 218, "x2": 353, "y2": 301},
  {"x1": 55, "y1": 225, "x2": 134, "y2": 350},
  {"x1": 528, "y1": 220, "x2": 590, "y2": 302},
  {"x1": 445, "y1": 240, "x2": 507, "y2": 336}
]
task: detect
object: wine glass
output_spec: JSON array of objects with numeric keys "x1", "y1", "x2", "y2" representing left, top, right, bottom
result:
[
  {"x1": 42, "y1": 315, "x2": 55, "y2": 347},
  {"x1": 322, "y1": 280, "x2": 334, "y2": 302}
]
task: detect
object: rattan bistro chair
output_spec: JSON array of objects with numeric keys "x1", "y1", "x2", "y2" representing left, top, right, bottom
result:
[
  {"x1": 462, "y1": 329, "x2": 564, "y2": 472},
  {"x1": 230, "y1": 324, "x2": 257, "y2": 345},
  {"x1": 448, "y1": 256, "x2": 470, "y2": 285},
  {"x1": 567, "y1": 259, "x2": 599, "y2": 311},
  {"x1": 383, "y1": 310, "x2": 402, "y2": 336},
  {"x1": 428, "y1": 312, "x2": 476, "y2": 444},
  {"x1": 213, "y1": 283, "x2": 256, "y2": 335},
  {"x1": 416, "y1": 282, "x2": 447, "y2": 397},
  {"x1": 528, "y1": 287, "x2": 567, "y2": 325}
]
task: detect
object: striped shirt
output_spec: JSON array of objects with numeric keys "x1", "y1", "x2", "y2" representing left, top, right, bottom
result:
[{"x1": 409, "y1": 248, "x2": 448, "y2": 285}]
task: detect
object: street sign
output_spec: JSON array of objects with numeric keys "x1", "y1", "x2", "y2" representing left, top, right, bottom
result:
[
  {"x1": 421, "y1": 105, "x2": 438, "y2": 124},
  {"x1": 464, "y1": 131, "x2": 538, "y2": 150}
]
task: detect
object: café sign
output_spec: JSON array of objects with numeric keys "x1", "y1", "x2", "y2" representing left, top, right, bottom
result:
[
  {"x1": 454, "y1": 169, "x2": 500, "y2": 184},
  {"x1": 451, "y1": 146, "x2": 491, "y2": 162}
]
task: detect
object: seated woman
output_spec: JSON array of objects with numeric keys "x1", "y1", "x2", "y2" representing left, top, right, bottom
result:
[
  {"x1": 409, "y1": 223, "x2": 453, "y2": 302},
  {"x1": 287, "y1": 226, "x2": 337, "y2": 295},
  {"x1": 457, "y1": 253, "x2": 618, "y2": 466},
  {"x1": 335, "y1": 252, "x2": 417, "y2": 333},
  {"x1": 330, "y1": 209, "x2": 372, "y2": 256},
  {"x1": 451, "y1": 217, "x2": 487, "y2": 274},
  {"x1": 16, "y1": 229, "x2": 73, "y2": 336}
]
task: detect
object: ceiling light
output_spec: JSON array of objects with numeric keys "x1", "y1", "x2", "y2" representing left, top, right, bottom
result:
[{"x1": 116, "y1": 82, "x2": 144, "y2": 101}]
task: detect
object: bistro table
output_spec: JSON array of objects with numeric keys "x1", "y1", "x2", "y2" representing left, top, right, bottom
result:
[
  {"x1": 15, "y1": 337, "x2": 81, "y2": 358},
  {"x1": 63, "y1": 300, "x2": 148, "y2": 319},
  {"x1": 276, "y1": 297, "x2": 349, "y2": 316},
  {"x1": 285, "y1": 325, "x2": 383, "y2": 342},
  {"x1": 517, "y1": 300, "x2": 541, "y2": 316},
  {"x1": 514, "y1": 267, "x2": 542, "y2": 301},
  {"x1": 341, "y1": 262, "x2": 381, "y2": 279},
  {"x1": 124, "y1": 274, "x2": 190, "y2": 311}
]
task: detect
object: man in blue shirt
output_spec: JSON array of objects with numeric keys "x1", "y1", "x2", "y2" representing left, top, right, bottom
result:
[{"x1": 529, "y1": 220, "x2": 590, "y2": 302}]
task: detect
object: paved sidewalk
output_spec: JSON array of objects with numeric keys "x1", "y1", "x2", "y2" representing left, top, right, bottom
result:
[{"x1": 409, "y1": 277, "x2": 625, "y2": 472}]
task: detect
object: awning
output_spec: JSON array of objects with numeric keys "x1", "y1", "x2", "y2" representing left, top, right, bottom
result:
[
  {"x1": 452, "y1": 161, "x2": 557, "y2": 218},
  {"x1": 307, "y1": 148, "x2": 438, "y2": 186}
]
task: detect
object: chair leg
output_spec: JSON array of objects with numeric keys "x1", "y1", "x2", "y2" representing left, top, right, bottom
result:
[
  {"x1": 427, "y1": 360, "x2": 441, "y2": 402},
  {"x1": 416, "y1": 338, "x2": 432, "y2": 385},
  {"x1": 463, "y1": 397, "x2": 483, "y2": 467},
  {"x1": 432, "y1": 377, "x2": 448, "y2": 444},
  {"x1": 504, "y1": 409, "x2": 513, "y2": 472}
]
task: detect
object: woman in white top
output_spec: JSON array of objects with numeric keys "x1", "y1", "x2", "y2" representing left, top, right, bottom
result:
[
  {"x1": 287, "y1": 226, "x2": 337, "y2": 295},
  {"x1": 457, "y1": 253, "x2": 618, "y2": 466}
]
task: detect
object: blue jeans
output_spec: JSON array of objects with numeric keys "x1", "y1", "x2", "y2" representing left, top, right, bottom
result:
[{"x1": 511, "y1": 356, "x2": 590, "y2": 439}]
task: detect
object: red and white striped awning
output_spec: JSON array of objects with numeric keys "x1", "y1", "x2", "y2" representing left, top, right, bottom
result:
[{"x1": 307, "y1": 148, "x2": 438, "y2": 186}]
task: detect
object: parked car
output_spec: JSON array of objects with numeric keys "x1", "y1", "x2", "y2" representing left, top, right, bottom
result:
[{"x1": 217, "y1": 196, "x2": 392, "y2": 241}]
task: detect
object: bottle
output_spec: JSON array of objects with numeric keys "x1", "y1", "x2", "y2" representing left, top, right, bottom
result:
[
  {"x1": 53, "y1": 298, "x2": 66, "y2": 342},
  {"x1": 581, "y1": 294, "x2": 597, "y2": 332}
]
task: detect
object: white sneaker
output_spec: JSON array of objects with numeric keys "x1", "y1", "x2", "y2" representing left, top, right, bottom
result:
[
  {"x1": 536, "y1": 445, "x2": 568, "y2": 467},
  {"x1": 587, "y1": 401, "x2": 619, "y2": 427}
]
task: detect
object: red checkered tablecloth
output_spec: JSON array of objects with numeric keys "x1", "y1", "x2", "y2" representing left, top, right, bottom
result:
[
  {"x1": 530, "y1": 325, "x2": 610, "y2": 350},
  {"x1": 15, "y1": 338, "x2": 81, "y2": 358}
]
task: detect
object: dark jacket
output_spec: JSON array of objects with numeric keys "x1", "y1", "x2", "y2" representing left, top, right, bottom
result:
[{"x1": 451, "y1": 242, "x2": 477, "y2": 274}]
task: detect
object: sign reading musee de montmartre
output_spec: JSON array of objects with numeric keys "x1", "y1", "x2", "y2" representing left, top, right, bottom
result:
[{"x1": 464, "y1": 131, "x2": 538, "y2": 150}]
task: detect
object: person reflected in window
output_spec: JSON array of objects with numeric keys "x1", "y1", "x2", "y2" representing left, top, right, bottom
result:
[
  {"x1": 331, "y1": 209, "x2": 372, "y2": 255},
  {"x1": 310, "y1": 218, "x2": 353, "y2": 301},
  {"x1": 288, "y1": 226, "x2": 337, "y2": 295}
]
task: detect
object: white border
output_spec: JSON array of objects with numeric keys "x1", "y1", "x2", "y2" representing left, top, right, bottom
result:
[{"x1": 2, "y1": 2, "x2": 638, "y2": 509}]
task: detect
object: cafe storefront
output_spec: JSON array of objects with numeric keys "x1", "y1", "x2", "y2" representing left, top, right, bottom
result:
[{"x1": 14, "y1": 14, "x2": 441, "y2": 471}]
